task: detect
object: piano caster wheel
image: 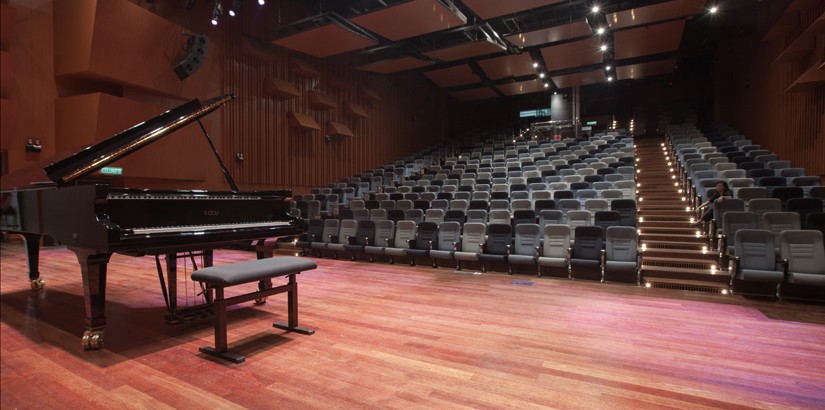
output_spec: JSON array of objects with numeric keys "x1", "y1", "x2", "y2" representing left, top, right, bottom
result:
[
  {"x1": 254, "y1": 297, "x2": 268, "y2": 305},
  {"x1": 81, "y1": 329, "x2": 104, "y2": 350},
  {"x1": 30, "y1": 278, "x2": 45, "y2": 290}
]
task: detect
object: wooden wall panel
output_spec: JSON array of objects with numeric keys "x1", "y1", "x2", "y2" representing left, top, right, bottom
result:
[
  {"x1": 714, "y1": 3, "x2": 825, "y2": 179},
  {"x1": 219, "y1": 25, "x2": 449, "y2": 194}
]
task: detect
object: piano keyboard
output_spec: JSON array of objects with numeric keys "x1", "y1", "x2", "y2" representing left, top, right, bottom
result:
[{"x1": 131, "y1": 221, "x2": 292, "y2": 235}]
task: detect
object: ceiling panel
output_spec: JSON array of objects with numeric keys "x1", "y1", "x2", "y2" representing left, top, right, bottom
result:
[
  {"x1": 551, "y1": 69, "x2": 607, "y2": 89},
  {"x1": 614, "y1": 20, "x2": 685, "y2": 60},
  {"x1": 450, "y1": 87, "x2": 499, "y2": 101},
  {"x1": 424, "y1": 39, "x2": 505, "y2": 62},
  {"x1": 616, "y1": 59, "x2": 677, "y2": 80},
  {"x1": 358, "y1": 56, "x2": 434, "y2": 73},
  {"x1": 477, "y1": 53, "x2": 537, "y2": 80},
  {"x1": 462, "y1": 0, "x2": 565, "y2": 20},
  {"x1": 496, "y1": 79, "x2": 547, "y2": 96},
  {"x1": 271, "y1": 24, "x2": 377, "y2": 58},
  {"x1": 540, "y1": 37, "x2": 604, "y2": 72},
  {"x1": 606, "y1": 0, "x2": 706, "y2": 30},
  {"x1": 423, "y1": 64, "x2": 481, "y2": 87},
  {"x1": 505, "y1": 20, "x2": 592, "y2": 48},
  {"x1": 350, "y1": 0, "x2": 466, "y2": 41}
]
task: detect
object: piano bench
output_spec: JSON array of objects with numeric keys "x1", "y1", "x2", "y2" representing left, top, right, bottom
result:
[{"x1": 191, "y1": 256, "x2": 317, "y2": 363}]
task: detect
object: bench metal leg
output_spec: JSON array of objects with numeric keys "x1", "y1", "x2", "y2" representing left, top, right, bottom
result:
[
  {"x1": 199, "y1": 287, "x2": 246, "y2": 364},
  {"x1": 273, "y1": 274, "x2": 315, "y2": 335}
]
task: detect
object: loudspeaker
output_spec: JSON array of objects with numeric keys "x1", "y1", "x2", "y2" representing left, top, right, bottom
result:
[{"x1": 174, "y1": 34, "x2": 208, "y2": 80}]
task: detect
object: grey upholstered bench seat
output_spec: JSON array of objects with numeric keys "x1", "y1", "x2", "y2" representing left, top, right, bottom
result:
[
  {"x1": 192, "y1": 257, "x2": 317, "y2": 286},
  {"x1": 191, "y1": 256, "x2": 317, "y2": 363}
]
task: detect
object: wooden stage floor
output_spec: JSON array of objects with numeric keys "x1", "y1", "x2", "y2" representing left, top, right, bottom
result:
[{"x1": 2, "y1": 242, "x2": 825, "y2": 409}]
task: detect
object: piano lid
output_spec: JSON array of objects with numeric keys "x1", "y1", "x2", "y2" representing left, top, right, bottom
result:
[{"x1": 41, "y1": 94, "x2": 236, "y2": 187}]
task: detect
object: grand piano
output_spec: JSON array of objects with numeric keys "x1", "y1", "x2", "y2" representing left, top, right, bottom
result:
[{"x1": 0, "y1": 94, "x2": 305, "y2": 349}]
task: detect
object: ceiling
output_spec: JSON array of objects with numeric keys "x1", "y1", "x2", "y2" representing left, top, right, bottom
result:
[{"x1": 269, "y1": 0, "x2": 763, "y2": 102}]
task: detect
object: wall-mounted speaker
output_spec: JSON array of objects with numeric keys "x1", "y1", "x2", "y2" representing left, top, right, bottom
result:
[{"x1": 174, "y1": 33, "x2": 208, "y2": 80}]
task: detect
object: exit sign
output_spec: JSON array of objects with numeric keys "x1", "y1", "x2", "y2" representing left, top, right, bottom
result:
[
  {"x1": 100, "y1": 167, "x2": 123, "y2": 175},
  {"x1": 586, "y1": 121, "x2": 597, "y2": 125}
]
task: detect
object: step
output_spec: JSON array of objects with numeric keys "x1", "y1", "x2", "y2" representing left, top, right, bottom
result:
[
  {"x1": 639, "y1": 227, "x2": 700, "y2": 235},
  {"x1": 642, "y1": 255, "x2": 718, "y2": 269},
  {"x1": 640, "y1": 265, "x2": 730, "y2": 283},
  {"x1": 640, "y1": 277, "x2": 730, "y2": 294},
  {"x1": 639, "y1": 233, "x2": 708, "y2": 243},
  {"x1": 640, "y1": 239, "x2": 708, "y2": 251},
  {"x1": 638, "y1": 220, "x2": 692, "y2": 228},
  {"x1": 641, "y1": 247, "x2": 716, "y2": 259}
]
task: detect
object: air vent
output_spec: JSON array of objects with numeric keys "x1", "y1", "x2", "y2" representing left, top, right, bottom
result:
[{"x1": 647, "y1": 282, "x2": 726, "y2": 294}]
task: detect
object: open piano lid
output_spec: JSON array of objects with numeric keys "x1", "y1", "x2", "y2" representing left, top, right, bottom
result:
[{"x1": 40, "y1": 94, "x2": 235, "y2": 187}]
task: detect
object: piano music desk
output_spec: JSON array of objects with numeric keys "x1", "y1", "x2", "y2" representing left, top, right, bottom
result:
[{"x1": 191, "y1": 256, "x2": 317, "y2": 363}]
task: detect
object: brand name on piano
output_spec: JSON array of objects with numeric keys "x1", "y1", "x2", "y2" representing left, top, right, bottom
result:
[{"x1": 204, "y1": 210, "x2": 220, "y2": 216}]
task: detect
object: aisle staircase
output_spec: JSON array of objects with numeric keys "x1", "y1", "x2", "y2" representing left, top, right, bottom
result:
[{"x1": 636, "y1": 137, "x2": 730, "y2": 293}]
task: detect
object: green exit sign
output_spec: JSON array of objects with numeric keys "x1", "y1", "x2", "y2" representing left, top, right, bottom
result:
[
  {"x1": 586, "y1": 121, "x2": 597, "y2": 125},
  {"x1": 100, "y1": 167, "x2": 123, "y2": 175}
]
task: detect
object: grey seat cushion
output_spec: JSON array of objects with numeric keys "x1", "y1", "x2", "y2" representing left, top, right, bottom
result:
[{"x1": 192, "y1": 257, "x2": 317, "y2": 287}]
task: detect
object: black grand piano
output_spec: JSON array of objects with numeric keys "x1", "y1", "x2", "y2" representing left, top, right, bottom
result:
[{"x1": 0, "y1": 94, "x2": 305, "y2": 349}]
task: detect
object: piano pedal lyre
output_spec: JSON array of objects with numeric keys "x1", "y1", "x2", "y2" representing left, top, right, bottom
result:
[{"x1": 81, "y1": 328, "x2": 104, "y2": 350}]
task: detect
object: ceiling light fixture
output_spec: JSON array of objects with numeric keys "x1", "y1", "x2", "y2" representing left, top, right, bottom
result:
[
  {"x1": 597, "y1": 27, "x2": 606, "y2": 35},
  {"x1": 605, "y1": 65, "x2": 612, "y2": 71},
  {"x1": 709, "y1": 5, "x2": 719, "y2": 13},
  {"x1": 607, "y1": 76, "x2": 613, "y2": 82},
  {"x1": 532, "y1": 62, "x2": 539, "y2": 68},
  {"x1": 544, "y1": 83, "x2": 549, "y2": 89},
  {"x1": 258, "y1": 0, "x2": 265, "y2": 5},
  {"x1": 229, "y1": 0, "x2": 242, "y2": 16},
  {"x1": 592, "y1": 5, "x2": 600, "y2": 13},
  {"x1": 211, "y1": 0, "x2": 223, "y2": 25},
  {"x1": 539, "y1": 73, "x2": 546, "y2": 78},
  {"x1": 599, "y1": 44, "x2": 608, "y2": 52}
]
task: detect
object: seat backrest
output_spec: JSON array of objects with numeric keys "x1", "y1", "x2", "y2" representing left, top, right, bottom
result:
[
  {"x1": 435, "y1": 222, "x2": 462, "y2": 251},
  {"x1": 466, "y1": 209, "x2": 488, "y2": 224},
  {"x1": 445, "y1": 210, "x2": 466, "y2": 224},
  {"x1": 713, "y1": 198, "x2": 745, "y2": 223},
  {"x1": 369, "y1": 208, "x2": 387, "y2": 221},
  {"x1": 488, "y1": 209, "x2": 511, "y2": 225},
  {"x1": 393, "y1": 220, "x2": 417, "y2": 249},
  {"x1": 320, "y1": 219, "x2": 340, "y2": 243},
  {"x1": 763, "y1": 212, "x2": 800, "y2": 238},
  {"x1": 404, "y1": 209, "x2": 424, "y2": 223},
  {"x1": 459, "y1": 223, "x2": 487, "y2": 252},
  {"x1": 748, "y1": 198, "x2": 782, "y2": 225},
  {"x1": 484, "y1": 223, "x2": 513, "y2": 255},
  {"x1": 337, "y1": 219, "x2": 359, "y2": 244},
  {"x1": 542, "y1": 224, "x2": 571, "y2": 258},
  {"x1": 722, "y1": 211, "x2": 758, "y2": 246},
  {"x1": 373, "y1": 220, "x2": 395, "y2": 246},
  {"x1": 353, "y1": 220, "x2": 376, "y2": 245},
  {"x1": 305, "y1": 218, "x2": 325, "y2": 238},
  {"x1": 425, "y1": 208, "x2": 445, "y2": 224},
  {"x1": 572, "y1": 226, "x2": 604, "y2": 260},
  {"x1": 735, "y1": 229, "x2": 775, "y2": 271},
  {"x1": 606, "y1": 226, "x2": 637, "y2": 262},
  {"x1": 780, "y1": 230, "x2": 825, "y2": 274},
  {"x1": 513, "y1": 224, "x2": 541, "y2": 255},
  {"x1": 594, "y1": 211, "x2": 623, "y2": 230}
]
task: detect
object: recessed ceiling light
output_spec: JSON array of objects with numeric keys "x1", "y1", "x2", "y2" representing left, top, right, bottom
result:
[
  {"x1": 544, "y1": 83, "x2": 549, "y2": 88},
  {"x1": 592, "y1": 5, "x2": 600, "y2": 13},
  {"x1": 607, "y1": 76, "x2": 613, "y2": 82},
  {"x1": 532, "y1": 62, "x2": 539, "y2": 68},
  {"x1": 539, "y1": 73, "x2": 546, "y2": 78},
  {"x1": 605, "y1": 65, "x2": 612, "y2": 71},
  {"x1": 709, "y1": 5, "x2": 719, "y2": 13},
  {"x1": 600, "y1": 44, "x2": 608, "y2": 52},
  {"x1": 597, "y1": 27, "x2": 606, "y2": 35}
]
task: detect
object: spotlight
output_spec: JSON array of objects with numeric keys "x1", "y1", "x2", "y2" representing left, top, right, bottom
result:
[
  {"x1": 605, "y1": 65, "x2": 611, "y2": 71},
  {"x1": 599, "y1": 44, "x2": 608, "y2": 52},
  {"x1": 709, "y1": 5, "x2": 719, "y2": 13},
  {"x1": 607, "y1": 76, "x2": 613, "y2": 82},
  {"x1": 532, "y1": 62, "x2": 539, "y2": 68},
  {"x1": 592, "y1": 5, "x2": 600, "y2": 13},
  {"x1": 543, "y1": 83, "x2": 549, "y2": 88},
  {"x1": 539, "y1": 73, "x2": 546, "y2": 78},
  {"x1": 596, "y1": 27, "x2": 606, "y2": 35},
  {"x1": 258, "y1": 0, "x2": 265, "y2": 4},
  {"x1": 229, "y1": 0, "x2": 242, "y2": 16},
  {"x1": 211, "y1": 0, "x2": 223, "y2": 25}
]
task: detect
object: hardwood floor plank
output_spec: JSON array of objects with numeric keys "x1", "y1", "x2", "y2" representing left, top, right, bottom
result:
[{"x1": 2, "y1": 243, "x2": 825, "y2": 409}]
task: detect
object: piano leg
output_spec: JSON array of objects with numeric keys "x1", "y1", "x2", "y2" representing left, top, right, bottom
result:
[
  {"x1": 70, "y1": 247, "x2": 111, "y2": 350},
  {"x1": 21, "y1": 233, "x2": 44, "y2": 289}
]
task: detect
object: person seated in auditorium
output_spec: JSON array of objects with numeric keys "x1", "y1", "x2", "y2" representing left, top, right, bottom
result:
[{"x1": 694, "y1": 181, "x2": 732, "y2": 227}]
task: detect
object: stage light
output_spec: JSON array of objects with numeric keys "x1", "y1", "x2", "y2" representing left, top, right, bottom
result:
[
  {"x1": 229, "y1": 0, "x2": 242, "y2": 16},
  {"x1": 211, "y1": 0, "x2": 223, "y2": 25}
]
